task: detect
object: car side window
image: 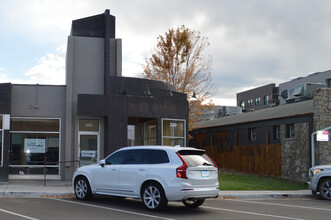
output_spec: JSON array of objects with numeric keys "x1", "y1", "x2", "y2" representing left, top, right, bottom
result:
[
  {"x1": 105, "y1": 150, "x2": 127, "y2": 165},
  {"x1": 149, "y1": 150, "x2": 169, "y2": 164},
  {"x1": 122, "y1": 149, "x2": 149, "y2": 164}
]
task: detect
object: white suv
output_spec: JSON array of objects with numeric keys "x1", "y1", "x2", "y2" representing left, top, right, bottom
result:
[
  {"x1": 72, "y1": 146, "x2": 219, "y2": 210},
  {"x1": 308, "y1": 165, "x2": 331, "y2": 200}
]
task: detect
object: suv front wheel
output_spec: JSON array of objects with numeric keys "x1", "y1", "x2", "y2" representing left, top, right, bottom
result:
[
  {"x1": 319, "y1": 178, "x2": 331, "y2": 200},
  {"x1": 141, "y1": 182, "x2": 168, "y2": 211},
  {"x1": 74, "y1": 176, "x2": 92, "y2": 200}
]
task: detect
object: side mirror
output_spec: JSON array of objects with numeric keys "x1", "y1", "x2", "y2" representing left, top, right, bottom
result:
[{"x1": 99, "y1": 159, "x2": 106, "y2": 167}]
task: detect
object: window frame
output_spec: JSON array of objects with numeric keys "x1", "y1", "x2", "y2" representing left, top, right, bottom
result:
[
  {"x1": 9, "y1": 117, "x2": 61, "y2": 175},
  {"x1": 273, "y1": 125, "x2": 280, "y2": 140},
  {"x1": 247, "y1": 99, "x2": 253, "y2": 107},
  {"x1": 255, "y1": 97, "x2": 261, "y2": 105},
  {"x1": 286, "y1": 123, "x2": 295, "y2": 138},
  {"x1": 248, "y1": 128, "x2": 256, "y2": 141},
  {"x1": 240, "y1": 101, "x2": 245, "y2": 110},
  {"x1": 162, "y1": 118, "x2": 186, "y2": 147},
  {"x1": 264, "y1": 95, "x2": 270, "y2": 105}
]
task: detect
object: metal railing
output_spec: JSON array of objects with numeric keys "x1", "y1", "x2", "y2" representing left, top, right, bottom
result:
[{"x1": 43, "y1": 157, "x2": 80, "y2": 186}]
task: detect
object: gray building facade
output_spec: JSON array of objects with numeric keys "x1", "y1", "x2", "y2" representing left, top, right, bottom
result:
[
  {"x1": 236, "y1": 83, "x2": 277, "y2": 112},
  {"x1": 0, "y1": 10, "x2": 188, "y2": 182}
]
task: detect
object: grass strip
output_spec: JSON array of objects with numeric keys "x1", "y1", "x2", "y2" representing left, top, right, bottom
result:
[{"x1": 219, "y1": 171, "x2": 307, "y2": 190}]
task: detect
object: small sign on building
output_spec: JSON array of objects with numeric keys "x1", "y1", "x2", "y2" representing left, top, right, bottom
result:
[{"x1": 317, "y1": 131, "x2": 329, "y2": 142}]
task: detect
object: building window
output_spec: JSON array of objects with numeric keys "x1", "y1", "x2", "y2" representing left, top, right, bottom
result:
[
  {"x1": 273, "y1": 125, "x2": 280, "y2": 140},
  {"x1": 255, "y1": 97, "x2": 261, "y2": 105},
  {"x1": 286, "y1": 124, "x2": 295, "y2": 138},
  {"x1": 162, "y1": 119, "x2": 185, "y2": 146},
  {"x1": 248, "y1": 128, "x2": 256, "y2": 141},
  {"x1": 9, "y1": 118, "x2": 60, "y2": 175},
  {"x1": 247, "y1": 99, "x2": 253, "y2": 107},
  {"x1": 264, "y1": 95, "x2": 270, "y2": 105},
  {"x1": 240, "y1": 101, "x2": 245, "y2": 110},
  {"x1": 138, "y1": 119, "x2": 157, "y2": 145},
  {"x1": 327, "y1": 78, "x2": 331, "y2": 88},
  {"x1": 79, "y1": 119, "x2": 100, "y2": 166}
]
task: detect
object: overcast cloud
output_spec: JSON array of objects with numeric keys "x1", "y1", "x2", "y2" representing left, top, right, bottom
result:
[{"x1": 1, "y1": 0, "x2": 331, "y2": 105}]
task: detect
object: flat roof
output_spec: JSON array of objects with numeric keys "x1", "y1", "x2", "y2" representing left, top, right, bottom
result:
[{"x1": 193, "y1": 100, "x2": 314, "y2": 129}]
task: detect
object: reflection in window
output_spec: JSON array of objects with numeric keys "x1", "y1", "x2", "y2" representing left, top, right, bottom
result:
[
  {"x1": 286, "y1": 124, "x2": 295, "y2": 138},
  {"x1": 162, "y1": 119, "x2": 185, "y2": 146},
  {"x1": 247, "y1": 99, "x2": 253, "y2": 107},
  {"x1": 9, "y1": 118, "x2": 60, "y2": 175},
  {"x1": 255, "y1": 97, "x2": 261, "y2": 105},
  {"x1": 240, "y1": 101, "x2": 245, "y2": 110},
  {"x1": 138, "y1": 119, "x2": 156, "y2": 145},
  {"x1": 264, "y1": 95, "x2": 270, "y2": 105},
  {"x1": 273, "y1": 125, "x2": 280, "y2": 140}
]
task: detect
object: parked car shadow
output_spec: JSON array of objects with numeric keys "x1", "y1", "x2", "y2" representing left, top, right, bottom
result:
[{"x1": 67, "y1": 195, "x2": 210, "y2": 217}]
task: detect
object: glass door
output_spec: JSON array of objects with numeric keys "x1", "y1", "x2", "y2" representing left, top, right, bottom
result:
[{"x1": 79, "y1": 134, "x2": 99, "y2": 166}]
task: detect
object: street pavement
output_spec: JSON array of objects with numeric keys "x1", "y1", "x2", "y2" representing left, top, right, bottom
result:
[{"x1": 0, "y1": 180, "x2": 313, "y2": 199}]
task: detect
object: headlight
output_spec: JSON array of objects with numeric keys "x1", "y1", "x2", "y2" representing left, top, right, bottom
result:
[{"x1": 311, "y1": 169, "x2": 323, "y2": 176}]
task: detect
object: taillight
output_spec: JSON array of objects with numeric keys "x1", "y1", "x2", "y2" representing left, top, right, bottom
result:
[{"x1": 176, "y1": 152, "x2": 188, "y2": 179}]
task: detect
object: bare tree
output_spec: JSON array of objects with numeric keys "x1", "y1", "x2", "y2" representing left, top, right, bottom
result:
[{"x1": 143, "y1": 25, "x2": 214, "y2": 130}]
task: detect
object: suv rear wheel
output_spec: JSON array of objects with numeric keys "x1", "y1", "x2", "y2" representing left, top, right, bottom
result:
[
  {"x1": 319, "y1": 178, "x2": 331, "y2": 200},
  {"x1": 141, "y1": 182, "x2": 168, "y2": 211},
  {"x1": 182, "y1": 199, "x2": 205, "y2": 208}
]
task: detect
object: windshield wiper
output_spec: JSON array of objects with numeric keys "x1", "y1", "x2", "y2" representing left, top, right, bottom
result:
[{"x1": 202, "y1": 162, "x2": 212, "y2": 166}]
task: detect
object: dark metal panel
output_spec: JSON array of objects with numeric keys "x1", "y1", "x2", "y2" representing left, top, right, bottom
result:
[
  {"x1": 71, "y1": 10, "x2": 115, "y2": 38},
  {"x1": 0, "y1": 83, "x2": 11, "y2": 114},
  {"x1": 0, "y1": 130, "x2": 10, "y2": 182},
  {"x1": 77, "y1": 94, "x2": 188, "y2": 154}
]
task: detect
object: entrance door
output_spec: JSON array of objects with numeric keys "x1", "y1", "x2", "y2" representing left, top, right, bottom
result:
[{"x1": 79, "y1": 134, "x2": 99, "y2": 166}]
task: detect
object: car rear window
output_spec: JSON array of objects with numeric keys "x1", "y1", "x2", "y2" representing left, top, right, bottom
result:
[{"x1": 178, "y1": 150, "x2": 215, "y2": 167}]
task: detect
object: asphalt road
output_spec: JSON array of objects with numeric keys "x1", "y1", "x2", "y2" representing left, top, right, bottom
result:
[{"x1": 0, "y1": 196, "x2": 330, "y2": 220}]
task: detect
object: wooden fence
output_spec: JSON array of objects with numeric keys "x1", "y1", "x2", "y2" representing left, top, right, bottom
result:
[{"x1": 203, "y1": 144, "x2": 281, "y2": 178}]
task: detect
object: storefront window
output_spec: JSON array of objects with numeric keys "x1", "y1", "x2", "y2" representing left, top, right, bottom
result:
[
  {"x1": 162, "y1": 119, "x2": 185, "y2": 147},
  {"x1": 138, "y1": 119, "x2": 157, "y2": 145},
  {"x1": 9, "y1": 118, "x2": 60, "y2": 175}
]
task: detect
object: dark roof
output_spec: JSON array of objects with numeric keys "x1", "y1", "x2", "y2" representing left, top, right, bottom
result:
[{"x1": 193, "y1": 100, "x2": 314, "y2": 129}]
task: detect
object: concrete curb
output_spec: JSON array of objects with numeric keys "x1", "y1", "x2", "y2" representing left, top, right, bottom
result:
[{"x1": 218, "y1": 190, "x2": 313, "y2": 199}]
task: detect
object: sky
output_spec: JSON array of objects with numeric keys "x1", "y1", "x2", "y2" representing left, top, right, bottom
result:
[{"x1": 1, "y1": 0, "x2": 331, "y2": 106}]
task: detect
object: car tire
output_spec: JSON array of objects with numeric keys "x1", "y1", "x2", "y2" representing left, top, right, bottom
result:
[
  {"x1": 319, "y1": 178, "x2": 331, "y2": 201},
  {"x1": 141, "y1": 182, "x2": 168, "y2": 211},
  {"x1": 74, "y1": 176, "x2": 93, "y2": 200},
  {"x1": 182, "y1": 199, "x2": 205, "y2": 208}
]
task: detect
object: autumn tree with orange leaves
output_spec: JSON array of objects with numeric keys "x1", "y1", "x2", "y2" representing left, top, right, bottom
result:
[{"x1": 142, "y1": 25, "x2": 214, "y2": 130}]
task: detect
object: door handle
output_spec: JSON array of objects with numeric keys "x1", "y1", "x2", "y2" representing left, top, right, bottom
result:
[
  {"x1": 139, "y1": 168, "x2": 146, "y2": 171},
  {"x1": 111, "y1": 168, "x2": 117, "y2": 171}
]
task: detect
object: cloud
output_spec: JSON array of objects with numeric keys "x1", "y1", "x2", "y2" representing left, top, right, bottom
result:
[
  {"x1": 1, "y1": 0, "x2": 331, "y2": 106},
  {"x1": 24, "y1": 46, "x2": 66, "y2": 84}
]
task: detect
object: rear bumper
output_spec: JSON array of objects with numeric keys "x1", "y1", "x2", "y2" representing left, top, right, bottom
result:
[{"x1": 165, "y1": 182, "x2": 219, "y2": 201}]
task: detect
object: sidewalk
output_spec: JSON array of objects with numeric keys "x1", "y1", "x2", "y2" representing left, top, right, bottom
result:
[
  {"x1": 0, "y1": 180, "x2": 74, "y2": 197},
  {"x1": 0, "y1": 180, "x2": 313, "y2": 199}
]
